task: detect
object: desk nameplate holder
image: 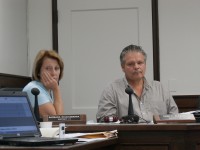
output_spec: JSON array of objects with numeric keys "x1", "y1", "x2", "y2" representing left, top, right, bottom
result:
[
  {"x1": 153, "y1": 113, "x2": 196, "y2": 124},
  {"x1": 43, "y1": 114, "x2": 86, "y2": 125}
]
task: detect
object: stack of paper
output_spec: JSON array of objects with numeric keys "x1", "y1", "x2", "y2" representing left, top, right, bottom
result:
[
  {"x1": 76, "y1": 130, "x2": 118, "y2": 139},
  {"x1": 64, "y1": 130, "x2": 118, "y2": 142},
  {"x1": 40, "y1": 127, "x2": 118, "y2": 142}
]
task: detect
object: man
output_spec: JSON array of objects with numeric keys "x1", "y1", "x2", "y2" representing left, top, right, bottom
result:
[{"x1": 96, "y1": 44, "x2": 178, "y2": 123}]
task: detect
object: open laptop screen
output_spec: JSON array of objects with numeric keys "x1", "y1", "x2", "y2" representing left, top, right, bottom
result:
[{"x1": 0, "y1": 92, "x2": 40, "y2": 138}]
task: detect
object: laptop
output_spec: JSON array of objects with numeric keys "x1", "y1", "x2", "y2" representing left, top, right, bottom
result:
[{"x1": 0, "y1": 91, "x2": 78, "y2": 146}]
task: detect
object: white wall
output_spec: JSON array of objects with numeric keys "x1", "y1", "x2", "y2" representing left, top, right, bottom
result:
[
  {"x1": 1, "y1": 0, "x2": 200, "y2": 121},
  {"x1": 159, "y1": 0, "x2": 200, "y2": 95},
  {"x1": 27, "y1": 0, "x2": 52, "y2": 76},
  {"x1": 0, "y1": 0, "x2": 28, "y2": 76},
  {"x1": 26, "y1": 0, "x2": 200, "y2": 98},
  {"x1": 0, "y1": 0, "x2": 52, "y2": 77}
]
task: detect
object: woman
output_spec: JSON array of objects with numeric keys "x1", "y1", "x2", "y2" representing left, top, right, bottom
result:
[{"x1": 23, "y1": 50, "x2": 64, "y2": 118}]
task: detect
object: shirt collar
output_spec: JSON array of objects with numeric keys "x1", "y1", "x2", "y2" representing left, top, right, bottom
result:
[
  {"x1": 123, "y1": 76, "x2": 151, "y2": 90},
  {"x1": 143, "y1": 77, "x2": 151, "y2": 90}
]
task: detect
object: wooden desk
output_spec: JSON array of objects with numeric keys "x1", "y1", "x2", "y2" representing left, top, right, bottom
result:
[
  {"x1": 173, "y1": 95, "x2": 200, "y2": 112},
  {"x1": 0, "y1": 137, "x2": 118, "y2": 150},
  {"x1": 66, "y1": 123, "x2": 200, "y2": 150},
  {"x1": 1, "y1": 123, "x2": 200, "y2": 150}
]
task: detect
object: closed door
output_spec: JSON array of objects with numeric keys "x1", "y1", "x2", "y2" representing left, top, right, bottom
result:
[{"x1": 58, "y1": 0, "x2": 153, "y2": 121}]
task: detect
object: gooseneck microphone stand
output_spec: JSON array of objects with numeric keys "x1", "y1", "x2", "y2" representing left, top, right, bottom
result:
[
  {"x1": 121, "y1": 86, "x2": 139, "y2": 124},
  {"x1": 31, "y1": 88, "x2": 42, "y2": 122},
  {"x1": 126, "y1": 87, "x2": 134, "y2": 116}
]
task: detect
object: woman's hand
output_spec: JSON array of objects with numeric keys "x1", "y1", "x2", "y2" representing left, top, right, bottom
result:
[
  {"x1": 39, "y1": 71, "x2": 64, "y2": 117},
  {"x1": 41, "y1": 71, "x2": 58, "y2": 90}
]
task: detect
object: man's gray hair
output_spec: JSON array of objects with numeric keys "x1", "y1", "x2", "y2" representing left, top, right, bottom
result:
[{"x1": 120, "y1": 44, "x2": 147, "y2": 66}]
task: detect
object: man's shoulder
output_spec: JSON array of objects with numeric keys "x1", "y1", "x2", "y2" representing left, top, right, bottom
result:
[
  {"x1": 104, "y1": 78, "x2": 125, "y2": 91},
  {"x1": 110, "y1": 78, "x2": 125, "y2": 86},
  {"x1": 146, "y1": 79, "x2": 161, "y2": 84},
  {"x1": 145, "y1": 80, "x2": 163, "y2": 88},
  {"x1": 101, "y1": 78, "x2": 126, "y2": 96}
]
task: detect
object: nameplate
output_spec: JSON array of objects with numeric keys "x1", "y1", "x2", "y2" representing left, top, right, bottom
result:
[
  {"x1": 153, "y1": 113, "x2": 196, "y2": 124},
  {"x1": 43, "y1": 114, "x2": 87, "y2": 125}
]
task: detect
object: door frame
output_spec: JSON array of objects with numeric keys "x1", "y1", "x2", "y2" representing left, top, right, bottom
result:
[{"x1": 51, "y1": 0, "x2": 160, "y2": 81}]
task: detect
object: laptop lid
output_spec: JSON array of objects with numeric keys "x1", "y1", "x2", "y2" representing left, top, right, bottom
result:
[
  {"x1": 0, "y1": 91, "x2": 78, "y2": 146},
  {"x1": 0, "y1": 91, "x2": 41, "y2": 139}
]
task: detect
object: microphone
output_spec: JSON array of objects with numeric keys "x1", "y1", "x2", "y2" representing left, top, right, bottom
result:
[
  {"x1": 120, "y1": 86, "x2": 153, "y2": 124},
  {"x1": 120, "y1": 86, "x2": 139, "y2": 124},
  {"x1": 125, "y1": 86, "x2": 134, "y2": 116},
  {"x1": 31, "y1": 88, "x2": 41, "y2": 122}
]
